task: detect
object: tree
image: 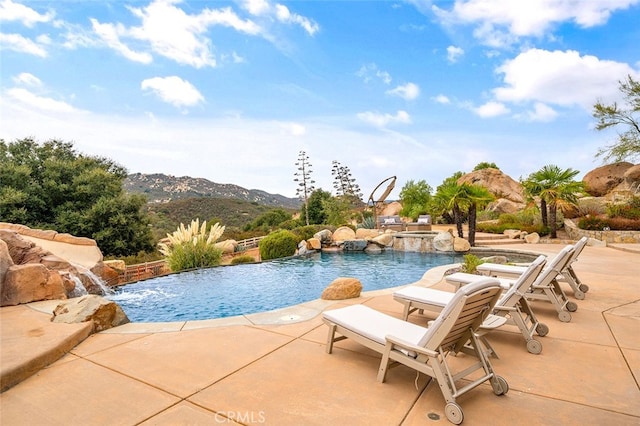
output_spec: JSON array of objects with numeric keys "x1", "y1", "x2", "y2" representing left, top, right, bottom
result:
[
  {"x1": 331, "y1": 160, "x2": 363, "y2": 203},
  {"x1": 473, "y1": 162, "x2": 499, "y2": 171},
  {"x1": 464, "y1": 184, "x2": 494, "y2": 247},
  {"x1": 0, "y1": 138, "x2": 154, "y2": 256},
  {"x1": 434, "y1": 180, "x2": 466, "y2": 238},
  {"x1": 593, "y1": 74, "x2": 640, "y2": 163},
  {"x1": 305, "y1": 189, "x2": 332, "y2": 225},
  {"x1": 432, "y1": 172, "x2": 465, "y2": 228},
  {"x1": 524, "y1": 165, "x2": 584, "y2": 238},
  {"x1": 293, "y1": 151, "x2": 315, "y2": 226},
  {"x1": 399, "y1": 180, "x2": 432, "y2": 221}
]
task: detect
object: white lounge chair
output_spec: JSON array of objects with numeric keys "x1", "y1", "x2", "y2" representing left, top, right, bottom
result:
[
  {"x1": 472, "y1": 237, "x2": 590, "y2": 300},
  {"x1": 322, "y1": 279, "x2": 508, "y2": 425},
  {"x1": 449, "y1": 246, "x2": 577, "y2": 322},
  {"x1": 394, "y1": 255, "x2": 548, "y2": 355}
]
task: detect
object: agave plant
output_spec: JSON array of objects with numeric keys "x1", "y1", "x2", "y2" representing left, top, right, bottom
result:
[{"x1": 159, "y1": 219, "x2": 226, "y2": 271}]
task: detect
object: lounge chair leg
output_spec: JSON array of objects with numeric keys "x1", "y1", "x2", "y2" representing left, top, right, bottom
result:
[{"x1": 326, "y1": 324, "x2": 336, "y2": 354}]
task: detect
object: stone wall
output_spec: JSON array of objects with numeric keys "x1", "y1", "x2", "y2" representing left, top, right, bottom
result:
[{"x1": 564, "y1": 219, "x2": 640, "y2": 244}]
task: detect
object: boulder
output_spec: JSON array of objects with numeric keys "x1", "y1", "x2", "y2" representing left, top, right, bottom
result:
[
  {"x1": 314, "y1": 229, "x2": 333, "y2": 245},
  {"x1": 371, "y1": 233, "x2": 394, "y2": 247},
  {"x1": 0, "y1": 239, "x2": 13, "y2": 290},
  {"x1": 487, "y1": 198, "x2": 524, "y2": 214},
  {"x1": 321, "y1": 277, "x2": 362, "y2": 300},
  {"x1": 433, "y1": 231, "x2": 454, "y2": 252},
  {"x1": 364, "y1": 243, "x2": 382, "y2": 253},
  {"x1": 342, "y1": 240, "x2": 368, "y2": 251},
  {"x1": 623, "y1": 164, "x2": 640, "y2": 181},
  {"x1": 215, "y1": 239, "x2": 237, "y2": 254},
  {"x1": 583, "y1": 162, "x2": 634, "y2": 197},
  {"x1": 0, "y1": 230, "x2": 35, "y2": 264},
  {"x1": 355, "y1": 228, "x2": 380, "y2": 239},
  {"x1": 297, "y1": 240, "x2": 309, "y2": 256},
  {"x1": 458, "y1": 168, "x2": 525, "y2": 204},
  {"x1": 453, "y1": 237, "x2": 471, "y2": 252},
  {"x1": 51, "y1": 295, "x2": 130, "y2": 332},
  {"x1": 307, "y1": 237, "x2": 322, "y2": 250},
  {"x1": 1, "y1": 264, "x2": 66, "y2": 306},
  {"x1": 332, "y1": 226, "x2": 356, "y2": 242},
  {"x1": 380, "y1": 201, "x2": 402, "y2": 216},
  {"x1": 524, "y1": 232, "x2": 540, "y2": 244}
]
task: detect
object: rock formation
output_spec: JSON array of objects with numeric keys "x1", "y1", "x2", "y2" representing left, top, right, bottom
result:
[
  {"x1": 458, "y1": 168, "x2": 526, "y2": 213},
  {"x1": 583, "y1": 162, "x2": 634, "y2": 197}
]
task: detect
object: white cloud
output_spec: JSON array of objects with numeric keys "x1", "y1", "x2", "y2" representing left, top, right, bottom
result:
[
  {"x1": 433, "y1": 0, "x2": 640, "y2": 47},
  {"x1": 12, "y1": 72, "x2": 42, "y2": 87},
  {"x1": 356, "y1": 63, "x2": 392, "y2": 85},
  {"x1": 527, "y1": 102, "x2": 558, "y2": 122},
  {"x1": 493, "y1": 48, "x2": 639, "y2": 108},
  {"x1": 141, "y1": 76, "x2": 205, "y2": 108},
  {"x1": 6, "y1": 87, "x2": 80, "y2": 113},
  {"x1": 281, "y1": 122, "x2": 306, "y2": 136},
  {"x1": 90, "y1": 18, "x2": 152, "y2": 64},
  {"x1": 386, "y1": 82, "x2": 420, "y2": 100},
  {"x1": 274, "y1": 4, "x2": 319, "y2": 35},
  {"x1": 433, "y1": 94, "x2": 451, "y2": 104},
  {"x1": 0, "y1": 0, "x2": 55, "y2": 27},
  {"x1": 473, "y1": 101, "x2": 510, "y2": 117},
  {"x1": 357, "y1": 110, "x2": 411, "y2": 127},
  {"x1": 447, "y1": 45, "x2": 464, "y2": 63},
  {"x1": 0, "y1": 32, "x2": 47, "y2": 57}
]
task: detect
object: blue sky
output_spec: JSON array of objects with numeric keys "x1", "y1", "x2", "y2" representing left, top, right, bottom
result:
[{"x1": 2, "y1": 0, "x2": 639, "y2": 200}]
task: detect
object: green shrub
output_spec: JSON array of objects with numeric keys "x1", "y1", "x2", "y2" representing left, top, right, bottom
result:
[
  {"x1": 461, "y1": 254, "x2": 484, "y2": 274},
  {"x1": 259, "y1": 230, "x2": 299, "y2": 260},
  {"x1": 230, "y1": 255, "x2": 256, "y2": 265},
  {"x1": 291, "y1": 225, "x2": 322, "y2": 241}
]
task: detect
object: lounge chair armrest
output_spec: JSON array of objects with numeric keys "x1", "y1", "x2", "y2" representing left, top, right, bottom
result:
[{"x1": 385, "y1": 335, "x2": 438, "y2": 357}]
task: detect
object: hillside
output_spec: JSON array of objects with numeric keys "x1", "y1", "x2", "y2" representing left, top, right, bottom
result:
[{"x1": 124, "y1": 173, "x2": 301, "y2": 209}]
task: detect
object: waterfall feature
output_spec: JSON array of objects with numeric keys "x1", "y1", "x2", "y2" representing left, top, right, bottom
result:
[
  {"x1": 68, "y1": 275, "x2": 89, "y2": 297},
  {"x1": 71, "y1": 263, "x2": 114, "y2": 295}
]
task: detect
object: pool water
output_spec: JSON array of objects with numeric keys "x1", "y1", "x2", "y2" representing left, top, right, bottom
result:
[{"x1": 109, "y1": 251, "x2": 464, "y2": 323}]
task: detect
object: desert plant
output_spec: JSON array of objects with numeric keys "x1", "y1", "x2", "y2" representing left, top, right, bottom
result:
[
  {"x1": 158, "y1": 219, "x2": 225, "y2": 271},
  {"x1": 607, "y1": 197, "x2": 640, "y2": 219},
  {"x1": 259, "y1": 229, "x2": 299, "y2": 260},
  {"x1": 357, "y1": 216, "x2": 376, "y2": 229},
  {"x1": 460, "y1": 254, "x2": 484, "y2": 274}
]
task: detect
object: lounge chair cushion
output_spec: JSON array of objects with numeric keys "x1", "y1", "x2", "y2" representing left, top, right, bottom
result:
[
  {"x1": 394, "y1": 286, "x2": 453, "y2": 308},
  {"x1": 322, "y1": 304, "x2": 427, "y2": 347}
]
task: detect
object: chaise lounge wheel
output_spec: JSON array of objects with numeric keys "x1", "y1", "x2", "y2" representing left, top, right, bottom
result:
[
  {"x1": 579, "y1": 283, "x2": 590, "y2": 293},
  {"x1": 491, "y1": 375, "x2": 509, "y2": 395},
  {"x1": 445, "y1": 402, "x2": 464, "y2": 425},
  {"x1": 574, "y1": 290, "x2": 585, "y2": 300},
  {"x1": 566, "y1": 301, "x2": 578, "y2": 312},
  {"x1": 558, "y1": 311, "x2": 571, "y2": 322},
  {"x1": 526, "y1": 339, "x2": 543, "y2": 354},
  {"x1": 536, "y1": 323, "x2": 549, "y2": 337}
]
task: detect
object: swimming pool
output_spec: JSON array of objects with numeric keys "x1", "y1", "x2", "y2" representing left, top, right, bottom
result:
[{"x1": 109, "y1": 251, "x2": 465, "y2": 322}]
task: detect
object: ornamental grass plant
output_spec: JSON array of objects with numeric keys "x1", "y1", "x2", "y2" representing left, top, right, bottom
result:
[{"x1": 159, "y1": 219, "x2": 225, "y2": 271}]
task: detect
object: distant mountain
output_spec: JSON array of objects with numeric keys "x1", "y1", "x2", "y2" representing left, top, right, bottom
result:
[{"x1": 124, "y1": 173, "x2": 301, "y2": 209}]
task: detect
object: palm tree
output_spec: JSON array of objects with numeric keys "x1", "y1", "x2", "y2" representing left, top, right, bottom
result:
[
  {"x1": 523, "y1": 165, "x2": 584, "y2": 238},
  {"x1": 464, "y1": 184, "x2": 495, "y2": 247},
  {"x1": 434, "y1": 181, "x2": 467, "y2": 238}
]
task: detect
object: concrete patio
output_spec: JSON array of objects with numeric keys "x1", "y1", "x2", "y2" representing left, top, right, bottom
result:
[{"x1": 1, "y1": 242, "x2": 639, "y2": 425}]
